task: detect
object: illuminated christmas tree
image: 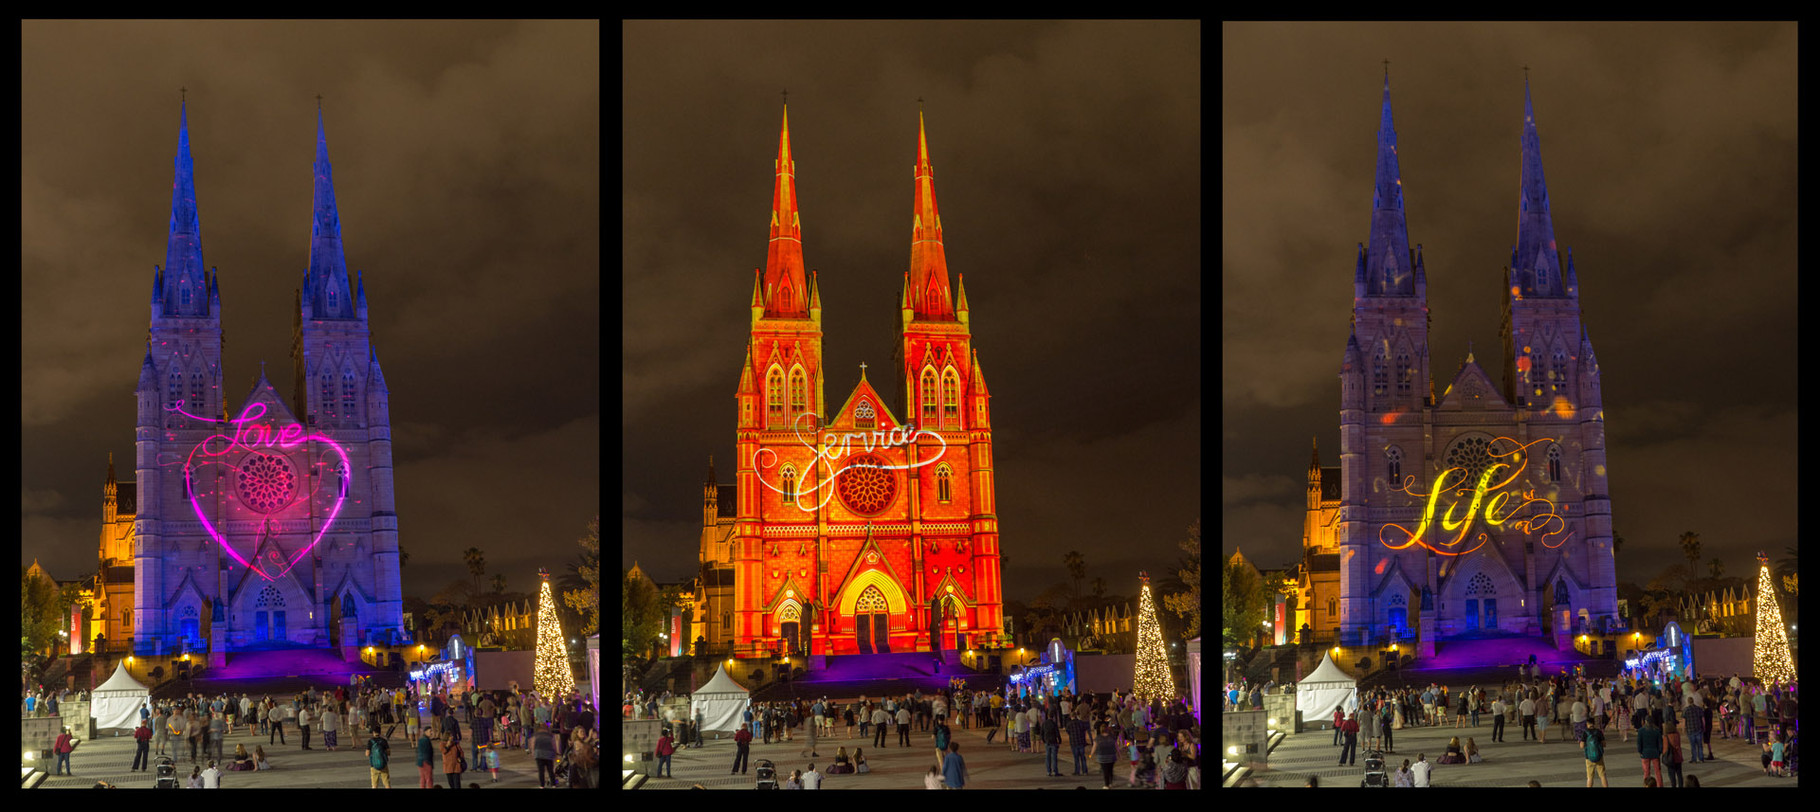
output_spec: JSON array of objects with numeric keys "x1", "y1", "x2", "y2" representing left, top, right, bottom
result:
[
  {"x1": 534, "y1": 568, "x2": 576, "y2": 699},
  {"x1": 1133, "y1": 571, "x2": 1177, "y2": 703},
  {"x1": 1752, "y1": 552, "x2": 1797, "y2": 685}
]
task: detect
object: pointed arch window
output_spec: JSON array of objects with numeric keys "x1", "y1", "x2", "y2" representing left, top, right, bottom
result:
[
  {"x1": 1530, "y1": 350, "x2": 1546, "y2": 398},
  {"x1": 781, "y1": 464, "x2": 798, "y2": 505},
  {"x1": 921, "y1": 367, "x2": 938, "y2": 423},
  {"x1": 767, "y1": 367, "x2": 784, "y2": 425},
  {"x1": 942, "y1": 368, "x2": 959, "y2": 425},
  {"x1": 936, "y1": 463, "x2": 952, "y2": 503},
  {"x1": 320, "y1": 369, "x2": 336, "y2": 421},
  {"x1": 789, "y1": 367, "x2": 806, "y2": 416},
  {"x1": 1547, "y1": 443, "x2": 1562, "y2": 483},
  {"x1": 1550, "y1": 350, "x2": 1568, "y2": 395},
  {"x1": 168, "y1": 363, "x2": 183, "y2": 410},
  {"x1": 1372, "y1": 347, "x2": 1388, "y2": 398},
  {"x1": 1386, "y1": 446, "x2": 1403, "y2": 486},
  {"x1": 190, "y1": 369, "x2": 206, "y2": 414},
  {"x1": 778, "y1": 286, "x2": 791, "y2": 312},
  {"x1": 1396, "y1": 352, "x2": 1412, "y2": 396},
  {"x1": 855, "y1": 399, "x2": 875, "y2": 429},
  {"x1": 342, "y1": 368, "x2": 357, "y2": 419}
]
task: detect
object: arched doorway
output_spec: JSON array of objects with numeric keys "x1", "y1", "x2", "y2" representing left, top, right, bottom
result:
[
  {"x1": 854, "y1": 586, "x2": 891, "y2": 654},
  {"x1": 778, "y1": 602, "x2": 801, "y2": 656},
  {"x1": 936, "y1": 596, "x2": 964, "y2": 651}
]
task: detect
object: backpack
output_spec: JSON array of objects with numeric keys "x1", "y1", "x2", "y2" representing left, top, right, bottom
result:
[
  {"x1": 1585, "y1": 734, "x2": 1603, "y2": 763},
  {"x1": 368, "y1": 737, "x2": 389, "y2": 769}
]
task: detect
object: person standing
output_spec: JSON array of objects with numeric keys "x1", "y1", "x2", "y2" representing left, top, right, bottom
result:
[
  {"x1": 941, "y1": 741, "x2": 968, "y2": 789},
  {"x1": 896, "y1": 703, "x2": 913, "y2": 748},
  {"x1": 131, "y1": 718, "x2": 153, "y2": 771},
  {"x1": 208, "y1": 709, "x2": 226, "y2": 762},
  {"x1": 732, "y1": 722, "x2": 752, "y2": 775},
  {"x1": 1582, "y1": 724, "x2": 1609, "y2": 786},
  {"x1": 415, "y1": 728, "x2": 437, "y2": 788},
  {"x1": 532, "y1": 724, "x2": 559, "y2": 787},
  {"x1": 1338, "y1": 711, "x2": 1359, "y2": 766},
  {"x1": 1491, "y1": 695, "x2": 1507, "y2": 743},
  {"x1": 802, "y1": 700, "x2": 822, "y2": 759},
  {"x1": 1332, "y1": 705, "x2": 1345, "y2": 745},
  {"x1": 1093, "y1": 721, "x2": 1119, "y2": 789},
  {"x1": 267, "y1": 702, "x2": 286, "y2": 745},
  {"x1": 365, "y1": 727, "x2": 392, "y2": 788},
  {"x1": 654, "y1": 729, "x2": 675, "y2": 778},
  {"x1": 1519, "y1": 693, "x2": 1537, "y2": 741},
  {"x1": 1041, "y1": 711, "x2": 1061, "y2": 777},
  {"x1": 1683, "y1": 696, "x2": 1706, "y2": 763},
  {"x1": 1067, "y1": 712, "x2": 1090, "y2": 776},
  {"x1": 872, "y1": 704, "x2": 889, "y2": 748},
  {"x1": 437, "y1": 733, "x2": 462, "y2": 789},
  {"x1": 1635, "y1": 716, "x2": 1662, "y2": 786}
]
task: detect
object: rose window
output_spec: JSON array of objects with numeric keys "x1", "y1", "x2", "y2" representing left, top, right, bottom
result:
[
  {"x1": 836, "y1": 454, "x2": 896, "y2": 515},
  {"x1": 1444, "y1": 436, "x2": 1495, "y2": 487},
  {"x1": 237, "y1": 453, "x2": 296, "y2": 513}
]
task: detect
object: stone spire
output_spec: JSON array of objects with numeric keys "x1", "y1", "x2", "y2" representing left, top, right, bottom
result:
[
  {"x1": 1515, "y1": 73, "x2": 1566, "y2": 298},
  {"x1": 159, "y1": 97, "x2": 211, "y2": 317},
  {"x1": 1363, "y1": 70, "x2": 1414, "y2": 297},
  {"x1": 763, "y1": 103, "x2": 808, "y2": 318},
  {"x1": 909, "y1": 109, "x2": 955, "y2": 319},
  {"x1": 305, "y1": 105, "x2": 356, "y2": 320}
]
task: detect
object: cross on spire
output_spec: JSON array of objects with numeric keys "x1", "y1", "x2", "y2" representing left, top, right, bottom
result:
[
  {"x1": 316, "y1": 93, "x2": 323, "y2": 109},
  {"x1": 180, "y1": 86, "x2": 187, "y2": 102},
  {"x1": 859, "y1": 361, "x2": 867, "y2": 374}
]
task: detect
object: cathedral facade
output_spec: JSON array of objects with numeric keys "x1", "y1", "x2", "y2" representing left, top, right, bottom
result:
[
  {"x1": 1309, "y1": 76, "x2": 1619, "y2": 655},
  {"x1": 695, "y1": 105, "x2": 1005, "y2": 659},
  {"x1": 102, "y1": 100, "x2": 406, "y2": 658}
]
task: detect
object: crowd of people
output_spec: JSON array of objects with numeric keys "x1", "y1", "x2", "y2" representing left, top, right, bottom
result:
[
  {"x1": 1321, "y1": 670, "x2": 1798, "y2": 787},
  {"x1": 633, "y1": 683, "x2": 1201, "y2": 789},
  {"x1": 24, "y1": 680, "x2": 599, "y2": 788}
]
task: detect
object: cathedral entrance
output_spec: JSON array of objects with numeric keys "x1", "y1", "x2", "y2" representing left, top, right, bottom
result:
[{"x1": 855, "y1": 586, "x2": 890, "y2": 654}]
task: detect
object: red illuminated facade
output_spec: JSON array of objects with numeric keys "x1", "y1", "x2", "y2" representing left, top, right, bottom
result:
[{"x1": 701, "y1": 105, "x2": 1005, "y2": 658}]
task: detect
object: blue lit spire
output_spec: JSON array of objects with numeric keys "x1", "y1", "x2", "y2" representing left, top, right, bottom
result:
[
  {"x1": 306, "y1": 103, "x2": 356, "y2": 320},
  {"x1": 1363, "y1": 67, "x2": 1414, "y2": 297},
  {"x1": 1515, "y1": 73, "x2": 1565, "y2": 298},
  {"x1": 160, "y1": 97, "x2": 211, "y2": 317}
]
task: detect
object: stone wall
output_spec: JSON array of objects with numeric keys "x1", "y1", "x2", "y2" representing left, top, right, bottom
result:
[{"x1": 1220, "y1": 709, "x2": 1270, "y2": 767}]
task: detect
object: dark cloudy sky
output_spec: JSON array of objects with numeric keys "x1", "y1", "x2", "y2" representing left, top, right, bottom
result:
[
  {"x1": 1222, "y1": 22, "x2": 1796, "y2": 585},
  {"x1": 21, "y1": 21, "x2": 600, "y2": 598},
  {"x1": 622, "y1": 21, "x2": 1202, "y2": 597}
]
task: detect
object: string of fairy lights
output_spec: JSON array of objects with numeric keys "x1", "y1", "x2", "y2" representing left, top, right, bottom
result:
[
  {"x1": 1132, "y1": 571, "x2": 1176, "y2": 703},
  {"x1": 1751, "y1": 552, "x2": 1796, "y2": 686},
  {"x1": 533, "y1": 568, "x2": 576, "y2": 699}
]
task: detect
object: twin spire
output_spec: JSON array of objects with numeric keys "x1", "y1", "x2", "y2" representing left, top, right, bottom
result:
[
  {"x1": 1360, "y1": 70, "x2": 1571, "y2": 301},
  {"x1": 158, "y1": 94, "x2": 358, "y2": 322},
  {"x1": 756, "y1": 102, "x2": 958, "y2": 322}
]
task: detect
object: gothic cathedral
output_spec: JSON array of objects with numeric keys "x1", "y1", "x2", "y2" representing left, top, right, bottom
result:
[
  {"x1": 97, "y1": 100, "x2": 406, "y2": 658},
  {"x1": 1303, "y1": 76, "x2": 1619, "y2": 655},
  {"x1": 695, "y1": 105, "x2": 1006, "y2": 659}
]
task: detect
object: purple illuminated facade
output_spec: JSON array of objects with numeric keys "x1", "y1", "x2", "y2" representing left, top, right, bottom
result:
[{"x1": 124, "y1": 99, "x2": 405, "y2": 656}]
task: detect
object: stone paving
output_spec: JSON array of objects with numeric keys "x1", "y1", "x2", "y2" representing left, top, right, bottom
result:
[
  {"x1": 31, "y1": 723, "x2": 599, "y2": 789},
  {"x1": 637, "y1": 719, "x2": 1190, "y2": 789},
  {"x1": 1252, "y1": 716, "x2": 1797, "y2": 787}
]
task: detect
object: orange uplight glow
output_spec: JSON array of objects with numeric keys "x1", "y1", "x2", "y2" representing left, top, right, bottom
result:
[{"x1": 1548, "y1": 396, "x2": 1575, "y2": 419}]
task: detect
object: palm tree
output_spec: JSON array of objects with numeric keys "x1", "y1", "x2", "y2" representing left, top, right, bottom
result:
[
  {"x1": 1063, "y1": 551, "x2": 1086, "y2": 601},
  {"x1": 491, "y1": 573, "x2": 508, "y2": 594},
  {"x1": 1679, "y1": 531, "x2": 1701, "y2": 572},
  {"x1": 1708, "y1": 557, "x2": 1724, "y2": 580},
  {"x1": 1090, "y1": 576, "x2": 1107, "y2": 599},
  {"x1": 463, "y1": 547, "x2": 486, "y2": 597}
]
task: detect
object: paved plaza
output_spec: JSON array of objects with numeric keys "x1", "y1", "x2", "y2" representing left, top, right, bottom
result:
[
  {"x1": 1251, "y1": 714, "x2": 1796, "y2": 787},
  {"x1": 636, "y1": 720, "x2": 1182, "y2": 789},
  {"x1": 31, "y1": 724, "x2": 598, "y2": 789}
]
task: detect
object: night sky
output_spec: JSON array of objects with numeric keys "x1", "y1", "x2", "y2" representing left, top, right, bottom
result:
[
  {"x1": 622, "y1": 21, "x2": 1202, "y2": 598},
  {"x1": 21, "y1": 21, "x2": 601, "y2": 599},
  {"x1": 1222, "y1": 23, "x2": 1796, "y2": 585}
]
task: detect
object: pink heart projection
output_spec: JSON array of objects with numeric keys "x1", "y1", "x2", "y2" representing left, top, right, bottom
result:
[{"x1": 177, "y1": 401, "x2": 350, "y2": 581}]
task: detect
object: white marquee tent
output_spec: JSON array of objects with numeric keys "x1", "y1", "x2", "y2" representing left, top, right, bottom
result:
[
  {"x1": 690, "y1": 663, "x2": 750, "y2": 734},
  {"x1": 1294, "y1": 651, "x2": 1357, "y2": 726},
  {"x1": 90, "y1": 661, "x2": 152, "y2": 731}
]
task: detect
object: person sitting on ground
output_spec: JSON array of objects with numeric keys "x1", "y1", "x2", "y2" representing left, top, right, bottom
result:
[
  {"x1": 831, "y1": 746, "x2": 851, "y2": 774},
  {"x1": 1440, "y1": 737, "x2": 1465, "y2": 765},
  {"x1": 1465, "y1": 737, "x2": 1481, "y2": 763}
]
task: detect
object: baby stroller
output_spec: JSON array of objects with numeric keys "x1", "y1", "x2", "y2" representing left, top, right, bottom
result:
[
  {"x1": 1360, "y1": 749, "x2": 1389, "y2": 787},
  {"x1": 153, "y1": 756, "x2": 181, "y2": 789},
  {"x1": 754, "y1": 758, "x2": 779, "y2": 790}
]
